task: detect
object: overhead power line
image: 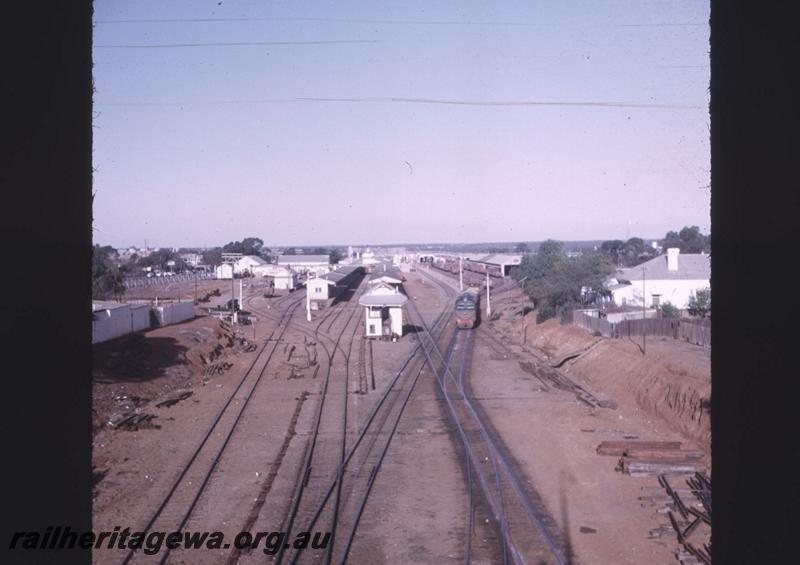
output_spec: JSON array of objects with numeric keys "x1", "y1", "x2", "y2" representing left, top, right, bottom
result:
[
  {"x1": 95, "y1": 39, "x2": 381, "y2": 48},
  {"x1": 94, "y1": 96, "x2": 705, "y2": 110},
  {"x1": 94, "y1": 16, "x2": 706, "y2": 28},
  {"x1": 296, "y1": 96, "x2": 705, "y2": 110}
]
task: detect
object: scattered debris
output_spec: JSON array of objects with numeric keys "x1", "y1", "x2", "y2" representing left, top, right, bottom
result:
[
  {"x1": 640, "y1": 472, "x2": 712, "y2": 563},
  {"x1": 203, "y1": 361, "x2": 233, "y2": 377},
  {"x1": 618, "y1": 458, "x2": 697, "y2": 476},
  {"x1": 596, "y1": 440, "x2": 682, "y2": 456},
  {"x1": 112, "y1": 412, "x2": 160, "y2": 431},
  {"x1": 596, "y1": 440, "x2": 704, "y2": 476},
  {"x1": 154, "y1": 389, "x2": 193, "y2": 408}
]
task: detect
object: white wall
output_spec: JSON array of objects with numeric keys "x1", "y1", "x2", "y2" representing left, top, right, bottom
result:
[
  {"x1": 92, "y1": 304, "x2": 151, "y2": 344},
  {"x1": 613, "y1": 279, "x2": 709, "y2": 309},
  {"x1": 273, "y1": 275, "x2": 296, "y2": 290},
  {"x1": 152, "y1": 301, "x2": 194, "y2": 327},
  {"x1": 389, "y1": 307, "x2": 403, "y2": 336},
  {"x1": 215, "y1": 264, "x2": 233, "y2": 279},
  {"x1": 131, "y1": 304, "x2": 150, "y2": 331},
  {"x1": 364, "y1": 307, "x2": 383, "y2": 337},
  {"x1": 307, "y1": 280, "x2": 331, "y2": 300},
  {"x1": 92, "y1": 305, "x2": 132, "y2": 344}
]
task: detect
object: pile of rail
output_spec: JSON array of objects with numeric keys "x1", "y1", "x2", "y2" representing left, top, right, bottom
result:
[
  {"x1": 639, "y1": 472, "x2": 712, "y2": 564},
  {"x1": 596, "y1": 440, "x2": 705, "y2": 476}
]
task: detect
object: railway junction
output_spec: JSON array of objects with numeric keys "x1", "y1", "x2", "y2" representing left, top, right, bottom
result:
[{"x1": 92, "y1": 259, "x2": 710, "y2": 565}]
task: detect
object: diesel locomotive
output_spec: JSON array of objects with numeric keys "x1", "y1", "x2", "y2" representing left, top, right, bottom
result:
[{"x1": 455, "y1": 287, "x2": 481, "y2": 329}]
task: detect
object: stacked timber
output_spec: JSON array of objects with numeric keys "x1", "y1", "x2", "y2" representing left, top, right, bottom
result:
[{"x1": 596, "y1": 440, "x2": 704, "y2": 476}]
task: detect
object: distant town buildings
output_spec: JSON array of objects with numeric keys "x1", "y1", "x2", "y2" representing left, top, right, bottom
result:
[{"x1": 276, "y1": 254, "x2": 332, "y2": 277}]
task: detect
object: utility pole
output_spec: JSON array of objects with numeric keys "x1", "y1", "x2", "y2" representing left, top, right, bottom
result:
[
  {"x1": 459, "y1": 256, "x2": 463, "y2": 291},
  {"x1": 194, "y1": 272, "x2": 198, "y2": 304},
  {"x1": 519, "y1": 276, "x2": 529, "y2": 345},
  {"x1": 642, "y1": 266, "x2": 646, "y2": 355},
  {"x1": 306, "y1": 285, "x2": 312, "y2": 322},
  {"x1": 231, "y1": 273, "x2": 236, "y2": 324},
  {"x1": 486, "y1": 270, "x2": 491, "y2": 318}
]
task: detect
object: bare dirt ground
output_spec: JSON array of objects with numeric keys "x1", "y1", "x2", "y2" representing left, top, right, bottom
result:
[{"x1": 93, "y1": 272, "x2": 710, "y2": 564}]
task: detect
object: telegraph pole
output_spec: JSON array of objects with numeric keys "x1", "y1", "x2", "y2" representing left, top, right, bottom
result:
[
  {"x1": 459, "y1": 256, "x2": 463, "y2": 291},
  {"x1": 642, "y1": 266, "x2": 646, "y2": 355},
  {"x1": 231, "y1": 272, "x2": 236, "y2": 324},
  {"x1": 306, "y1": 279, "x2": 312, "y2": 322},
  {"x1": 519, "y1": 276, "x2": 529, "y2": 344},
  {"x1": 486, "y1": 270, "x2": 491, "y2": 318}
]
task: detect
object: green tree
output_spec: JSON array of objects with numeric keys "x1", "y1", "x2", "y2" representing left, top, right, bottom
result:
[
  {"x1": 223, "y1": 237, "x2": 265, "y2": 256},
  {"x1": 515, "y1": 242, "x2": 531, "y2": 253},
  {"x1": 513, "y1": 242, "x2": 613, "y2": 322},
  {"x1": 687, "y1": 288, "x2": 711, "y2": 318},
  {"x1": 600, "y1": 239, "x2": 625, "y2": 266},
  {"x1": 661, "y1": 226, "x2": 710, "y2": 254},
  {"x1": 660, "y1": 301, "x2": 680, "y2": 318},
  {"x1": 92, "y1": 245, "x2": 126, "y2": 301},
  {"x1": 621, "y1": 237, "x2": 656, "y2": 266},
  {"x1": 329, "y1": 249, "x2": 343, "y2": 264},
  {"x1": 202, "y1": 248, "x2": 222, "y2": 266}
]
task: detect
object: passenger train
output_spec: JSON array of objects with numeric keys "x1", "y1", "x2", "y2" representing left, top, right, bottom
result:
[{"x1": 455, "y1": 287, "x2": 481, "y2": 329}]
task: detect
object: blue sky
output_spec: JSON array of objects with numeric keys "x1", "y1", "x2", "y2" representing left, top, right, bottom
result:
[{"x1": 93, "y1": 0, "x2": 710, "y2": 248}]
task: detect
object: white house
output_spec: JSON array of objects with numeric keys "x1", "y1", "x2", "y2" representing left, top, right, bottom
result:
[
  {"x1": 306, "y1": 277, "x2": 337, "y2": 309},
  {"x1": 215, "y1": 263, "x2": 234, "y2": 280},
  {"x1": 233, "y1": 255, "x2": 268, "y2": 276},
  {"x1": 605, "y1": 248, "x2": 710, "y2": 309},
  {"x1": 251, "y1": 264, "x2": 297, "y2": 290},
  {"x1": 358, "y1": 282, "x2": 408, "y2": 338}
]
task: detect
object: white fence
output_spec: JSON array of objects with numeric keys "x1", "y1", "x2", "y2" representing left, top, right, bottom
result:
[
  {"x1": 92, "y1": 304, "x2": 150, "y2": 344},
  {"x1": 124, "y1": 272, "x2": 215, "y2": 289},
  {"x1": 92, "y1": 301, "x2": 195, "y2": 344},
  {"x1": 151, "y1": 301, "x2": 195, "y2": 327}
]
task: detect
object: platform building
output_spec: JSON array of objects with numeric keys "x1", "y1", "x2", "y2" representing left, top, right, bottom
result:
[{"x1": 358, "y1": 282, "x2": 408, "y2": 339}]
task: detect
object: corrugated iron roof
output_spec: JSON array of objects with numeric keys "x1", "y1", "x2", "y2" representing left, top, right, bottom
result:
[
  {"x1": 617, "y1": 253, "x2": 710, "y2": 281},
  {"x1": 359, "y1": 294, "x2": 408, "y2": 307},
  {"x1": 277, "y1": 255, "x2": 331, "y2": 264}
]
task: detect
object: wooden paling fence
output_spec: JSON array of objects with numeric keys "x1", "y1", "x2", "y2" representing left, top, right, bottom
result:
[
  {"x1": 574, "y1": 312, "x2": 615, "y2": 338},
  {"x1": 678, "y1": 320, "x2": 711, "y2": 347},
  {"x1": 574, "y1": 312, "x2": 711, "y2": 347},
  {"x1": 615, "y1": 318, "x2": 680, "y2": 339}
]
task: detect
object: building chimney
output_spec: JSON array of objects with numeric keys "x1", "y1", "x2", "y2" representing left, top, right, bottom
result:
[{"x1": 667, "y1": 247, "x2": 680, "y2": 271}]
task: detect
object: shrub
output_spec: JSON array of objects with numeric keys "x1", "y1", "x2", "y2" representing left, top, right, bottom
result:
[
  {"x1": 536, "y1": 303, "x2": 556, "y2": 323},
  {"x1": 660, "y1": 301, "x2": 680, "y2": 318}
]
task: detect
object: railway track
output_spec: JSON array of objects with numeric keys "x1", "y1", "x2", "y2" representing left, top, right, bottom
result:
[
  {"x1": 411, "y1": 270, "x2": 569, "y2": 565},
  {"x1": 272, "y1": 272, "x2": 457, "y2": 565},
  {"x1": 119, "y1": 293, "x2": 307, "y2": 564}
]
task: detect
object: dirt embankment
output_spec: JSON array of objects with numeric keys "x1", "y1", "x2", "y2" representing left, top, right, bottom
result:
[
  {"x1": 92, "y1": 316, "x2": 253, "y2": 432},
  {"x1": 525, "y1": 316, "x2": 711, "y2": 453}
]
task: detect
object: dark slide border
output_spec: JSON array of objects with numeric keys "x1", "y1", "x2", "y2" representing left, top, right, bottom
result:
[{"x1": 2, "y1": 1, "x2": 799, "y2": 563}]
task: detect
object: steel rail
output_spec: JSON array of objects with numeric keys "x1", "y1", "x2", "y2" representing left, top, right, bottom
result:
[
  {"x1": 121, "y1": 295, "x2": 305, "y2": 564},
  {"x1": 415, "y1": 273, "x2": 568, "y2": 565},
  {"x1": 406, "y1": 295, "x2": 520, "y2": 565},
  {"x1": 286, "y1": 276, "x2": 456, "y2": 564},
  {"x1": 274, "y1": 278, "x2": 368, "y2": 565}
]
